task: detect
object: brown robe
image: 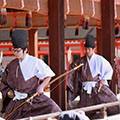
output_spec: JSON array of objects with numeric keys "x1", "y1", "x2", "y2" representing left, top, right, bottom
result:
[
  {"x1": 67, "y1": 56, "x2": 120, "y2": 116},
  {"x1": 0, "y1": 59, "x2": 61, "y2": 120}
]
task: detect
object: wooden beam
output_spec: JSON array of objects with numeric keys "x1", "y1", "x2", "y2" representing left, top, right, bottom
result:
[
  {"x1": 0, "y1": 12, "x2": 47, "y2": 29},
  {"x1": 101, "y1": 0, "x2": 115, "y2": 92},
  {"x1": 0, "y1": 12, "x2": 99, "y2": 29},
  {"x1": 1, "y1": 12, "x2": 26, "y2": 28},
  {"x1": 48, "y1": 0, "x2": 65, "y2": 110},
  {"x1": 66, "y1": 16, "x2": 98, "y2": 27},
  {"x1": 32, "y1": 12, "x2": 47, "y2": 27},
  {"x1": 28, "y1": 29, "x2": 38, "y2": 57}
]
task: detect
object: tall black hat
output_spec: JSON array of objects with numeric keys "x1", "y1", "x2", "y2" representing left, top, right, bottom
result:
[
  {"x1": 85, "y1": 35, "x2": 95, "y2": 48},
  {"x1": 11, "y1": 30, "x2": 28, "y2": 48}
]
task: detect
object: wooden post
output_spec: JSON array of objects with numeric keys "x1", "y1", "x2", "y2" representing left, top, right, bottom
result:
[
  {"x1": 96, "y1": 27, "x2": 102, "y2": 56},
  {"x1": 101, "y1": 0, "x2": 115, "y2": 92},
  {"x1": 101, "y1": 107, "x2": 107, "y2": 118},
  {"x1": 28, "y1": 29, "x2": 38, "y2": 57},
  {"x1": 48, "y1": 0, "x2": 65, "y2": 110}
]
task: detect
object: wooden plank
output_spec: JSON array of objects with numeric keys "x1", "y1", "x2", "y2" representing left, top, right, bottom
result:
[
  {"x1": 0, "y1": 12, "x2": 47, "y2": 28},
  {"x1": 66, "y1": 16, "x2": 81, "y2": 26},
  {"x1": 116, "y1": 5, "x2": 120, "y2": 19},
  {"x1": 1, "y1": 12, "x2": 26, "y2": 28},
  {"x1": 23, "y1": 0, "x2": 38, "y2": 11},
  {"x1": 24, "y1": 0, "x2": 48, "y2": 15},
  {"x1": 0, "y1": 13, "x2": 99, "y2": 29},
  {"x1": 66, "y1": 15, "x2": 98, "y2": 27},
  {"x1": 82, "y1": 0, "x2": 93, "y2": 16},
  {"x1": 66, "y1": 0, "x2": 82, "y2": 15},
  {"x1": 5, "y1": 0, "x2": 22, "y2": 9},
  {"x1": 89, "y1": 17, "x2": 98, "y2": 26},
  {"x1": 38, "y1": 0, "x2": 48, "y2": 15},
  {"x1": 16, "y1": 12, "x2": 26, "y2": 27},
  {"x1": 32, "y1": 12, "x2": 47, "y2": 27},
  {"x1": 94, "y1": 0, "x2": 101, "y2": 19},
  {"x1": 65, "y1": 0, "x2": 100, "y2": 20}
]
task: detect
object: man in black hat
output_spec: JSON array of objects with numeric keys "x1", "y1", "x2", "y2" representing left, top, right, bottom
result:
[
  {"x1": 67, "y1": 35, "x2": 119, "y2": 117},
  {"x1": 0, "y1": 30, "x2": 61, "y2": 119}
]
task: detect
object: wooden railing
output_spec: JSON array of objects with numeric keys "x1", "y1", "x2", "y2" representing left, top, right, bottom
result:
[{"x1": 20, "y1": 101, "x2": 120, "y2": 120}]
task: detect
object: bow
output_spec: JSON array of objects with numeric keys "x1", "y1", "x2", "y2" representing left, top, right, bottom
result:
[{"x1": 5, "y1": 63, "x2": 84, "y2": 120}]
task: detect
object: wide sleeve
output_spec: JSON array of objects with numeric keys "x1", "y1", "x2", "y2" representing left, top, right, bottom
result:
[
  {"x1": 35, "y1": 59, "x2": 55, "y2": 79},
  {"x1": 0, "y1": 66, "x2": 10, "y2": 101},
  {"x1": 100, "y1": 57, "x2": 113, "y2": 81},
  {"x1": 67, "y1": 59, "x2": 82, "y2": 102}
]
